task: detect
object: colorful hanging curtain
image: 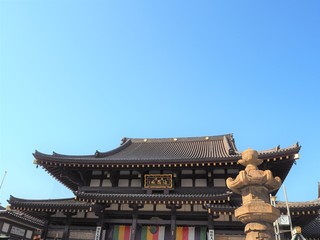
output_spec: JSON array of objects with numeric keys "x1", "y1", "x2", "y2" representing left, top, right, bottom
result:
[
  {"x1": 175, "y1": 226, "x2": 207, "y2": 240},
  {"x1": 140, "y1": 226, "x2": 166, "y2": 240},
  {"x1": 111, "y1": 225, "x2": 131, "y2": 240},
  {"x1": 196, "y1": 227, "x2": 207, "y2": 240},
  {"x1": 108, "y1": 225, "x2": 206, "y2": 240}
]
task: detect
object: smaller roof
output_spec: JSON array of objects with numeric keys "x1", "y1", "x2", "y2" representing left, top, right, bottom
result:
[
  {"x1": 8, "y1": 196, "x2": 93, "y2": 213},
  {"x1": 75, "y1": 190, "x2": 232, "y2": 205},
  {"x1": 0, "y1": 208, "x2": 46, "y2": 228},
  {"x1": 277, "y1": 199, "x2": 320, "y2": 215},
  {"x1": 277, "y1": 199, "x2": 320, "y2": 238},
  {"x1": 301, "y1": 215, "x2": 320, "y2": 238}
]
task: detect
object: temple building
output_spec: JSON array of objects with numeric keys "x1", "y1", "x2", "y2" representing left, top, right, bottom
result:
[
  {"x1": 0, "y1": 206, "x2": 44, "y2": 240},
  {"x1": 5, "y1": 134, "x2": 320, "y2": 239}
]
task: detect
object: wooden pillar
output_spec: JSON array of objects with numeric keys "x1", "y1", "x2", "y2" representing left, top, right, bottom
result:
[
  {"x1": 94, "y1": 204, "x2": 106, "y2": 240},
  {"x1": 41, "y1": 213, "x2": 51, "y2": 240},
  {"x1": 97, "y1": 212, "x2": 105, "y2": 240},
  {"x1": 170, "y1": 206, "x2": 176, "y2": 240},
  {"x1": 207, "y1": 213, "x2": 214, "y2": 240},
  {"x1": 41, "y1": 226, "x2": 48, "y2": 240},
  {"x1": 131, "y1": 213, "x2": 138, "y2": 240},
  {"x1": 130, "y1": 203, "x2": 142, "y2": 240},
  {"x1": 62, "y1": 213, "x2": 72, "y2": 240},
  {"x1": 208, "y1": 213, "x2": 214, "y2": 230}
]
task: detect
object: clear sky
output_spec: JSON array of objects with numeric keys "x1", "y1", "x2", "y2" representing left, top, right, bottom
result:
[{"x1": 0, "y1": 1, "x2": 319, "y2": 206}]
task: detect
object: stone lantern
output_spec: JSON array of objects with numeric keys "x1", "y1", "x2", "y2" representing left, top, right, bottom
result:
[{"x1": 226, "y1": 148, "x2": 282, "y2": 240}]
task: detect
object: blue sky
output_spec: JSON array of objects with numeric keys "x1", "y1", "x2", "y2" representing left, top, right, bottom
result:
[{"x1": 0, "y1": 1, "x2": 319, "y2": 206}]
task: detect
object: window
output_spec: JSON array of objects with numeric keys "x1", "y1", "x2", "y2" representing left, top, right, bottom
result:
[
  {"x1": 26, "y1": 230, "x2": 33, "y2": 239},
  {"x1": 213, "y1": 178, "x2": 226, "y2": 187},
  {"x1": 181, "y1": 179, "x2": 193, "y2": 187},
  {"x1": 102, "y1": 179, "x2": 112, "y2": 187},
  {"x1": 118, "y1": 179, "x2": 129, "y2": 187},
  {"x1": 227, "y1": 169, "x2": 239, "y2": 174},
  {"x1": 92, "y1": 170, "x2": 102, "y2": 175},
  {"x1": 181, "y1": 170, "x2": 193, "y2": 174},
  {"x1": 195, "y1": 169, "x2": 206, "y2": 174},
  {"x1": 90, "y1": 179, "x2": 100, "y2": 187},
  {"x1": 2, "y1": 223, "x2": 9, "y2": 233},
  {"x1": 193, "y1": 205, "x2": 206, "y2": 212},
  {"x1": 130, "y1": 179, "x2": 141, "y2": 187},
  {"x1": 177, "y1": 205, "x2": 191, "y2": 212},
  {"x1": 119, "y1": 170, "x2": 130, "y2": 175},
  {"x1": 213, "y1": 169, "x2": 225, "y2": 174},
  {"x1": 195, "y1": 179, "x2": 207, "y2": 187}
]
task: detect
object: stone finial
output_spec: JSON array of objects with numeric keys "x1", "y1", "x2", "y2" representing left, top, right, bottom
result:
[
  {"x1": 226, "y1": 148, "x2": 282, "y2": 194},
  {"x1": 238, "y1": 148, "x2": 263, "y2": 170}
]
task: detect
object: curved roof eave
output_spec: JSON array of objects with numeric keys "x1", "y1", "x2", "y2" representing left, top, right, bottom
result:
[
  {"x1": 277, "y1": 199, "x2": 320, "y2": 209},
  {"x1": 33, "y1": 144, "x2": 300, "y2": 165},
  {"x1": 74, "y1": 190, "x2": 232, "y2": 202},
  {"x1": 0, "y1": 210, "x2": 46, "y2": 227},
  {"x1": 8, "y1": 195, "x2": 93, "y2": 211}
]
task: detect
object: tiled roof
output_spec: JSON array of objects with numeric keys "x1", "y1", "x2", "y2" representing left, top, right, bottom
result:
[
  {"x1": 34, "y1": 134, "x2": 239, "y2": 163},
  {"x1": 75, "y1": 190, "x2": 232, "y2": 204},
  {"x1": 8, "y1": 196, "x2": 93, "y2": 212},
  {"x1": 32, "y1": 134, "x2": 301, "y2": 191},
  {"x1": 33, "y1": 134, "x2": 300, "y2": 165},
  {"x1": 9, "y1": 192, "x2": 232, "y2": 215},
  {"x1": 302, "y1": 215, "x2": 320, "y2": 238},
  {"x1": 276, "y1": 199, "x2": 320, "y2": 238},
  {"x1": 277, "y1": 199, "x2": 320, "y2": 214},
  {"x1": 0, "y1": 209, "x2": 46, "y2": 227}
]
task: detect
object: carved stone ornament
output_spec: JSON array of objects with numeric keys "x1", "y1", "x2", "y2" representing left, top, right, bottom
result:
[{"x1": 226, "y1": 148, "x2": 282, "y2": 240}]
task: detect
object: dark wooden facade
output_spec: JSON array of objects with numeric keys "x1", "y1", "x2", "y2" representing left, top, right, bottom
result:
[
  {"x1": 0, "y1": 206, "x2": 44, "y2": 240},
  {"x1": 6, "y1": 134, "x2": 320, "y2": 239}
]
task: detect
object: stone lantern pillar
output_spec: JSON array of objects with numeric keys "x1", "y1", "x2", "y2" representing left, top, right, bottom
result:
[{"x1": 226, "y1": 148, "x2": 282, "y2": 240}]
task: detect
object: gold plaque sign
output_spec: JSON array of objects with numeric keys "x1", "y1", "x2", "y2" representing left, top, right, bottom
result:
[{"x1": 144, "y1": 174, "x2": 172, "y2": 189}]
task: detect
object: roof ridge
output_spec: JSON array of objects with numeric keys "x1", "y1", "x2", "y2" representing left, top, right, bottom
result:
[
  {"x1": 129, "y1": 134, "x2": 234, "y2": 143},
  {"x1": 34, "y1": 150, "x2": 94, "y2": 159}
]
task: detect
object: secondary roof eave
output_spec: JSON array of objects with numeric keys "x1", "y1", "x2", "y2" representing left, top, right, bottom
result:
[
  {"x1": 0, "y1": 209, "x2": 46, "y2": 228},
  {"x1": 74, "y1": 190, "x2": 232, "y2": 204},
  {"x1": 8, "y1": 196, "x2": 93, "y2": 213},
  {"x1": 277, "y1": 199, "x2": 320, "y2": 215}
]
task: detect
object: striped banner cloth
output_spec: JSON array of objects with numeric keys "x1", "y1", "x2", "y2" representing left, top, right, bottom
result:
[
  {"x1": 111, "y1": 225, "x2": 131, "y2": 240},
  {"x1": 107, "y1": 225, "x2": 207, "y2": 240},
  {"x1": 176, "y1": 226, "x2": 207, "y2": 240},
  {"x1": 140, "y1": 226, "x2": 166, "y2": 240}
]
